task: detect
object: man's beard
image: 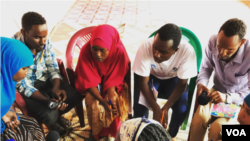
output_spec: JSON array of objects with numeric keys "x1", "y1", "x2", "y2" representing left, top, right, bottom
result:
[
  {"x1": 218, "y1": 48, "x2": 239, "y2": 62},
  {"x1": 36, "y1": 47, "x2": 43, "y2": 52}
]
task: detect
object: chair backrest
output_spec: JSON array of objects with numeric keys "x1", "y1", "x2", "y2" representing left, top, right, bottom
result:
[{"x1": 65, "y1": 26, "x2": 96, "y2": 86}]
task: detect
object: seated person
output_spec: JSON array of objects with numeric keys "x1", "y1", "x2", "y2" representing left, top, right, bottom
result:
[
  {"x1": 237, "y1": 93, "x2": 250, "y2": 125},
  {"x1": 132, "y1": 23, "x2": 197, "y2": 140},
  {"x1": 189, "y1": 18, "x2": 249, "y2": 141},
  {"x1": 13, "y1": 12, "x2": 83, "y2": 136},
  {"x1": 217, "y1": 93, "x2": 250, "y2": 141},
  {"x1": 1, "y1": 37, "x2": 45, "y2": 141},
  {"x1": 115, "y1": 117, "x2": 172, "y2": 141},
  {"x1": 74, "y1": 25, "x2": 130, "y2": 140}
]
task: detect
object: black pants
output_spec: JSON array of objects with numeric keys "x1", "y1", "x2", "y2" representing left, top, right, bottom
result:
[
  {"x1": 133, "y1": 75, "x2": 189, "y2": 137},
  {"x1": 22, "y1": 79, "x2": 83, "y2": 125}
]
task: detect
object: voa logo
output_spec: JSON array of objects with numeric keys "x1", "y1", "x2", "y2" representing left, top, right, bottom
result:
[
  {"x1": 226, "y1": 129, "x2": 246, "y2": 136},
  {"x1": 222, "y1": 125, "x2": 249, "y2": 140}
]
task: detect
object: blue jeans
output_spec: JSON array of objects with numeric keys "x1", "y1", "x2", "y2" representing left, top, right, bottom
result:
[{"x1": 133, "y1": 74, "x2": 189, "y2": 137}]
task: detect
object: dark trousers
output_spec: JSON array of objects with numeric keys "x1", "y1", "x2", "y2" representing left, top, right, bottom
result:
[
  {"x1": 133, "y1": 74, "x2": 189, "y2": 137},
  {"x1": 22, "y1": 79, "x2": 83, "y2": 125}
]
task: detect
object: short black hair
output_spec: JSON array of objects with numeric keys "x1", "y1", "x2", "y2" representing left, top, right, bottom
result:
[
  {"x1": 219, "y1": 18, "x2": 247, "y2": 40},
  {"x1": 138, "y1": 124, "x2": 172, "y2": 141},
  {"x1": 156, "y1": 23, "x2": 182, "y2": 50},
  {"x1": 21, "y1": 12, "x2": 46, "y2": 31}
]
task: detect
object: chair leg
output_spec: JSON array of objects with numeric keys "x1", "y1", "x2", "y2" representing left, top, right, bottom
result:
[
  {"x1": 75, "y1": 102, "x2": 85, "y2": 127},
  {"x1": 128, "y1": 100, "x2": 133, "y2": 119}
]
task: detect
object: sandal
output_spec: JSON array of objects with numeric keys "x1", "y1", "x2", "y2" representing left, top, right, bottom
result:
[{"x1": 57, "y1": 116, "x2": 71, "y2": 129}]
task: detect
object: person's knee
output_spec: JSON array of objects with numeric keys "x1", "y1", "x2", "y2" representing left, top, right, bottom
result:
[
  {"x1": 191, "y1": 112, "x2": 207, "y2": 129},
  {"x1": 42, "y1": 110, "x2": 59, "y2": 125},
  {"x1": 209, "y1": 121, "x2": 222, "y2": 140},
  {"x1": 172, "y1": 102, "x2": 188, "y2": 114}
]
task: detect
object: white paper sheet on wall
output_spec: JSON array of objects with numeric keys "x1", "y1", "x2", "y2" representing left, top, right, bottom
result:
[{"x1": 138, "y1": 80, "x2": 158, "y2": 111}]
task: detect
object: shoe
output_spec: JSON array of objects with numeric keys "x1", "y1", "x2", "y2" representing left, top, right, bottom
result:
[
  {"x1": 46, "y1": 122, "x2": 69, "y2": 137},
  {"x1": 57, "y1": 116, "x2": 71, "y2": 129}
]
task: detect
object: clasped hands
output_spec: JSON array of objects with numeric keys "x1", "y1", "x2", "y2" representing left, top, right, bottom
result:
[
  {"x1": 153, "y1": 105, "x2": 169, "y2": 129},
  {"x1": 100, "y1": 92, "x2": 120, "y2": 119}
]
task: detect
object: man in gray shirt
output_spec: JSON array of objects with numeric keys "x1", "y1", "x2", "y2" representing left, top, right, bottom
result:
[{"x1": 189, "y1": 18, "x2": 249, "y2": 141}]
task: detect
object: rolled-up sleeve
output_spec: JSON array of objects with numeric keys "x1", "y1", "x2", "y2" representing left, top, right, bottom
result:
[
  {"x1": 45, "y1": 41, "x2": 62, "y2": 81},
  {"x1": 16, "y1": 78, "x2": 37, "y2": 97}
]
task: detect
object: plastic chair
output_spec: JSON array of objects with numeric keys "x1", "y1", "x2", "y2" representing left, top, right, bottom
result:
[
  {"x1": 134, "y1": 27, "x2": 202, "y2": 130},
  {"x1": 65, "y1": 26, "x2": 132, "y2": 125}
]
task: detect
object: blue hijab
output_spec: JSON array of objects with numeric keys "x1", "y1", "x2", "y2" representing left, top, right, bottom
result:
[
  {"x1": 1, "y1": 37, "x2": 34, "y2": 134},
  {"x1": 244, "y1": 94, "x2": 250, "y2": 108}
]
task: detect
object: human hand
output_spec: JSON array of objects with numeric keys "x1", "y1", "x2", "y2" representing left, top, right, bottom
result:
[
  {"x1": 2, "y1": 110, "x2": 20, "y2": 133},
  {"x1": 48, "y1": 98, "x2": 68, "y2": 111},
  {"x1": 108, "y1": 93, "x2": 121, "y2": 118},
  {"x1": 100, "y1": 99, "x2": 112, "y2": 113},
  {"x1": 52, "y1": 88, "x2": 67, "y2": 101},
  {"x1": 197, "y1": 84, "x2": 210, "y2": 97},
  {"x1": 207, "y1": 91, "x2": 226, "y2": 104},
  {"x1": 152, "y1": 106, "x2": 163, "y2": 124},
  {"x1": 107, "y1": 87, "x2": 121, "y2": 118},
  {"x1": 161, "y1": 108, "x2": 168, "y2": 128}
]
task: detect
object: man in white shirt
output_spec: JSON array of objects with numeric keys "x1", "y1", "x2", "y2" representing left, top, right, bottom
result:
[{"x1": 132, "y1": 23, "x2": 197, "y2": 139}]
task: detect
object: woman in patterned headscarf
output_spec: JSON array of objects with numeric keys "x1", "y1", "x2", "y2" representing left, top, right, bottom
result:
[{"x1": 115, "y1": 117, "x2": 172, "y2": 141}]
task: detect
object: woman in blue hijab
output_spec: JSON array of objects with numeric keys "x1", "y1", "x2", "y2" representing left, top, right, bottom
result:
[{"x1": 1, "y1": 37, "x2": 45, "y2": 141}]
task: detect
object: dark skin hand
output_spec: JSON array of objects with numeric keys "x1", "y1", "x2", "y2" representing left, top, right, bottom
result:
[
  {"x1": 2, "y1": 107, "x2": 20, "y2": 133},
  {"x1": 88, "y1": 87, "x2": 112, "y2": 113},
  {"x1": 196, "y1": 84, "x2": 210, "y2": 97},
  {"x1": 207, "y1": 90, "x2": 226, "y2": 104},
  {"x1": 51, "y1": 78, "x2": 68, "y2": 111},
  {"x1": 139, "y1": 76, "x2": 163, "y2": 124},
  {"x1": 139, "y1": 76, "x2": 188, "y2": 128},
  {"x1": 197, "y1": 84, "x2": 226, "y2": 104},
  {"x1": 88, "y1": 86, "x2": 119, "y2": 118},
  {"x1": 107, "y1": 86, "x2": 120, "y2": 118},
  {"x1": 29, "y1": 79, "x2": 68, "y2": 111},
  {"x1": 162, "y1": 78, "x2": 188, "y2": 128}
]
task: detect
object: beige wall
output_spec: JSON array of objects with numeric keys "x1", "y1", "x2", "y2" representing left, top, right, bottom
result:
[{"x1": 0, "y1": 0, "x2": 76, "y2": 38}]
